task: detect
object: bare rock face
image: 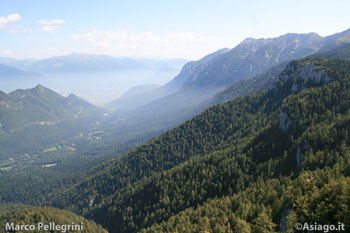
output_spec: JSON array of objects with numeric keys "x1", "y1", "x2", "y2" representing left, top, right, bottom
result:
[
  {"x1": 279, "y1": 61, "x2": 334, "y2": 132},
  {"x1": 296, "y1": 147, "x2": 305, "y2": 166},
  {"x1": 279, "y1": 208, "x2": 294, "y2": 233},
  {"x1": 285, "y1": 62, "x2": 332, "y2": 95},
  {"x1": 279, "y1": 103, "x2": 295, "y2": 132},
  {"x1": 278, "y1": 61, "x2": 333, "y2": 165}
]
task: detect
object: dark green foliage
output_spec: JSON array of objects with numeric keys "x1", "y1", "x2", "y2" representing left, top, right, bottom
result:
[
  {"x1": 52, "y1": 86, "x2": 285, "y2": 214},
  {"x1": 141, "y1": 68, "x2": 350, "y2": 231},
  {"x1": 143, "y1": 170, "x2": 350, "y2": 233}
]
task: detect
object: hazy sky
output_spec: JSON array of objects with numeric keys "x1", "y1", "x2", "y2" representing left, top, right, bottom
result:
[{"x1": 1, "y1": 0, "x2": 350, "y2": 60}]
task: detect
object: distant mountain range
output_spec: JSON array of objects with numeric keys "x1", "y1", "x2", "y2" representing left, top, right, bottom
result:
[
  {"x1": 0, "y1": 53, "x2": 188, "y2": 105},
  {"x1": 0, "y1": 63, "x2": 39, "y2": 79},
  {"x1": 106, "y1": 28, "x2": 350, "y2": 136},
  {"x1": 0, "y1": 53, "x2": 188, "y2": 74}
]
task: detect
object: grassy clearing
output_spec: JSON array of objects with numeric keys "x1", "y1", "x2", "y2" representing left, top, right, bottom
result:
[
  {"x1": 41, "y1": 163, "x2": 57, "y2": 168},
  {"x1": 43, "y1": 147, "x2": 57, "y2": 153},
  {"x1": 0, "y1": 166, "x2": 12, "y2": 171},
  {"x1": 0, "y1": 160, "x2": 15, "y2": 167}
]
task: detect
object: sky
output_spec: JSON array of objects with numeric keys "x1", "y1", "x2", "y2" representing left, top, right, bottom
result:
[{"x1": 1, "y1": 0, "x2": 350, "y2": 60}]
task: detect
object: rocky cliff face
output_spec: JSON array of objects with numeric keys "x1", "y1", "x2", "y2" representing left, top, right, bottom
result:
[
  {"x1": 279, "y1": 60, "x2": 334, "y2": 131},
  {"x1": 285, "y1": 62, "x2": 332, "y2": 94},
  {"x1": 279, "y1": 208, "x2": 294, "y2": 233},
  {"x1": 188, "y1": 32, "x2": 324, "y2": 89},
  {"x1": 278, "y1": 60, "x2": 335, "y2": 165},
  {"x1": 279, "y1": 102, "x2": 295, "y2": 132}
]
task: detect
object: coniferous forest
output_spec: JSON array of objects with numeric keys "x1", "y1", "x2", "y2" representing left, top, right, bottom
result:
[
  {"x1": 40, "y1": 56, "x2": 350, "y2": 233},
  {"x1": 1, "y1": 44, "x2": 350, "y2": 233},
  {"x1": 1, "y1": 4, "x2": 350, "y2": 232}
]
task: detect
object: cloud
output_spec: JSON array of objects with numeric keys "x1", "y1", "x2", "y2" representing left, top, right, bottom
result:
[
  {"x1": 23, "y1": 28, "x2": 32, "y2": 32},
  {"x1": 9, "y1": 29, "x2": 18, "y2": 34},
  {"x1": 72, "y1": 28, "x2": 228, "y2": 59},
  {"x1": 0, "y1": 13, "x2": 21, "y2": 29},
  {"x1": 2, "y1": 49, "x2": 13, "y2": 56},
  {"x1": 26, "y1": 36, "x2": 36, "y2": 40},
  {"x1": 39, "y1": 25, "x2": 62, "y2": 32},
  {"x1": 37, "y1": 19, "x2": 64, "y2": 25},
  {"x1": 37, "y1": 19, "x2": 64, "y2": 32}
]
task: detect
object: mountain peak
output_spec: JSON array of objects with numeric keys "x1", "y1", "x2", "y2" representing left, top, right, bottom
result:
[
  {"x1": 67, "y1": 93, "x2": 78, "y2": 98},
  {"x1": 0, "y1": 90, "x2": 8, "y2": 98},
  {"x1": 239, "y1": 37, "x2": 256, "y2": 45},
  {"x1": 280, "y1": 32, "x2": 322, "y2": 40},
  {"x1": 35, "y1": 84, "x2": 47, "y2": 92},
  {"x1": 67, "y1": 93, "x2": 93, "y2": 107},
  {"x1": 67, "y1": 52, "x2": 92, "y2": 57}
]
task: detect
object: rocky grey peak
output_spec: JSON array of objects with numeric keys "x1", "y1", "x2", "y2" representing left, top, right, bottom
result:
[
  {"x1": 0, "y1": 90, "x2": 9, "y2": 100},
  {"x1": 167, "y1": 48, "x2": 230, "y2": 89},
  {"x1": 284, "y1": 32, "x2": 322, "y2": 41},
  {"x1": 189, "y1": 31, "x2": 328, "y2": 90},
  {"x1": 35, "y1": 84, "x2": 47, "y2": 93},
  {"x1": 238, "y1": 32, "x2": 322, "y2": 50},
  {"x1": 212, "y1": 48, "x2": 230, "y2": 55},
  {"x1": 238, "y1": 37, "x2": 256, "y2": 45}
]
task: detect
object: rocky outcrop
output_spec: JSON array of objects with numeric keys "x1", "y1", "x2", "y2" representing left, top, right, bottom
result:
[
  {"x1": 279, "y1": 103, "x2": 294, "y2": 132},
  {"x1": 296, "y1": 147, "x2": 305, "y2": 166},
  {"x1": 285, "y1": 62, "x2": 332, "y2": 95},
  {"x1": 279, "y1": 61, "x2": 334, "y2": 133},
  {"x1": 279, "y1": 208, "x2": 294, "y2": 233}
]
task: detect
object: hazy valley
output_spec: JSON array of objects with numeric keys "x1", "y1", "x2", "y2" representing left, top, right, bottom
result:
[{"x1": 0, "y1": 8, "x2": 350, "y2": 231}]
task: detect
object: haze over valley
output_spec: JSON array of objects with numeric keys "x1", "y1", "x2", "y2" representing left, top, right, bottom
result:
[
  {"x1": 1, "y1": 1, "x2": 350, "y2": 232},
  {"x1": 0, "y1": 53, "x2": 187, "y2": 105}
]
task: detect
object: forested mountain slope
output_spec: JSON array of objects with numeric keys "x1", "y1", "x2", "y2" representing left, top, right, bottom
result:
[
  {"x1": 0, "y1": 205, "x2": 107, "y2": 233},
  {"x1": 51, "y1": 55, "x2": 350, "y2": 232},
  {"x1": 0, "y1": 84, "x2": 105, "y2": 157},
  {"x1": 143, "y1": 65, "x2": 350, "y2": 232}
]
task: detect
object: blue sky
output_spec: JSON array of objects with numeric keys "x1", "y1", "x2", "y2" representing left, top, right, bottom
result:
[{"x1": 1, "y1": 0, "x2": 350, "y2": 60}]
